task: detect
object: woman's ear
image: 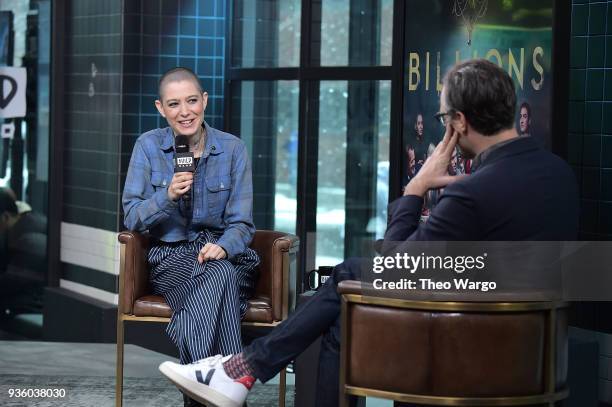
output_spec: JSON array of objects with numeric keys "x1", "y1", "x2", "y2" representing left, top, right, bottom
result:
[
  {"x1": 155, "y1": 99, "x2": 165, "y2": 118},
  {"x1": 202, "y1": 92, "x2": 209, "y2": 111}
]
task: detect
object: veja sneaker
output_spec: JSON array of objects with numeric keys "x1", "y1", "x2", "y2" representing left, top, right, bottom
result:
[{"x1": 159, "y1": 355, "x2": 254, "y2": 407}]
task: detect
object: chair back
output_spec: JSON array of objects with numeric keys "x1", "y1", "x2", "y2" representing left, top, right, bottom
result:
[
  {"x1": 118, "y1": 231, "x2": 150, "y2": 315},
  {"x1": 338, "y1": 281, "x2": 569, "y2": 406}
]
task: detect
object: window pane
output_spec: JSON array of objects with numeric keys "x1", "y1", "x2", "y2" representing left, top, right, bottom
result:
[
  {"x1": 315, "y1": 80, "x2": 390, "y2": 267},
  {"x1": 313, "y1": 0, "x2": 393, "y2": 67},
  {"x1": 0, "y1": 0, "x2": 50, "y2": 330},
  {"x1": 230, "y1": 81, "x2": 299, "y2": 234},
  {"x1": 316, "y1": 81, "x2": 348, "y2": 265},
  {"x1": 232, "y1": 0, "x2": 301, "y2": 68}
]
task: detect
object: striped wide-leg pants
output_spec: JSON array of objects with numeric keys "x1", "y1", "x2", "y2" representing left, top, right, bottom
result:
[{"x1": 147, "y1": 230, "x2": 259, "y2": 364}]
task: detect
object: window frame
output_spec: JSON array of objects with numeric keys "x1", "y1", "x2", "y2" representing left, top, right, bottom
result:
[{"x1": 225, "y1": 0, "x2": 406, "y2": 290}]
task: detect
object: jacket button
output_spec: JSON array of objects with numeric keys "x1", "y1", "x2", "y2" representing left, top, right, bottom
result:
[
  {"x1": 162, "y1": 180, "x2": 167, "y2": 186},
  {"x1": 211, "y1": 146, "x2": 216, "y2": 151}
]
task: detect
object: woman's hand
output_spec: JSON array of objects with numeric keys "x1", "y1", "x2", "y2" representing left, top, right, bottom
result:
[
  {"x1": 198, "y1": 243, "x2": 227, "y2": 263},
  {"x1": 404, "y1": 123, "x2": 465, "y2": 197},
  {"x1": 167, "y1": 172, "x2": 193, "y2": 201}
]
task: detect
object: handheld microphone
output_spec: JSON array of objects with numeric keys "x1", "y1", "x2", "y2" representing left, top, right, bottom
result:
[{"x1": 174, "y1": 135, "x2": 195, "y2": 215}]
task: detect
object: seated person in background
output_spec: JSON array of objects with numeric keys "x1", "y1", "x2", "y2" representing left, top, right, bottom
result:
[
  {"x1": 158, "y1": 60, "x2": 579, "y2": 407},
  {"x1": 122, "y1": 67, "x2": 259, "y2": 406},
  {"x1": 0, "y1": 187, "x2": 47, "y2": 276}
]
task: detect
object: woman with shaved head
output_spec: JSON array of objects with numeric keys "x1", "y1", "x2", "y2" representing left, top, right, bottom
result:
[{"x1": 122, "y1": 67, "x2": 258, "y2": 406}]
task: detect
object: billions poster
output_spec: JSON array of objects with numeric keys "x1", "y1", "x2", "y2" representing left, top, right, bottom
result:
[{"x1": 402, "y1": 0, "x2": 554, "y2": 213}]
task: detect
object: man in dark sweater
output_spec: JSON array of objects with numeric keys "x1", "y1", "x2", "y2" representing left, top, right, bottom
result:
[{"x1": 158, "y1": 59, "x2": 579, "y2": 407}]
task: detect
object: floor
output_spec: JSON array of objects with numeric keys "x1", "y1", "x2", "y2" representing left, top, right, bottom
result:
[
  {"x1": 0, "y1": 340, "x2": 391, "y2": 406},
  {"x1": 0, "y1": 340, "x2": 293, "y2": 406},
  {"x1": 0, "y1": 341, "x2": 172, "y2": 379}
]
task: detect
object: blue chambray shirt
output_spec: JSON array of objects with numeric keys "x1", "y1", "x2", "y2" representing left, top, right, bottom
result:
[{"x1": 122, "y1": 121, "x2": 255, "y2": 259}]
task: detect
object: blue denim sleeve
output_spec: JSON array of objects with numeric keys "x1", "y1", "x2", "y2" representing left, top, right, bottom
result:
[
  {"x1": 216, "y1": 141, "x2": 256, "y2": 259},
  {"x1": 122, "y1": 140, "x2": 178, "y2": 232}
]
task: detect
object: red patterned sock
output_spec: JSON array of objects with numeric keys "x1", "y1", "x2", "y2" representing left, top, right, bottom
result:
[{"x1": 223, "y1": 353, "x2": 256, "y2": 380}]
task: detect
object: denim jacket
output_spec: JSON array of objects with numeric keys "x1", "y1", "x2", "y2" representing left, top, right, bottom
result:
[{"x1": 122, "y1": 122, "x2": 255, "y2": 259}]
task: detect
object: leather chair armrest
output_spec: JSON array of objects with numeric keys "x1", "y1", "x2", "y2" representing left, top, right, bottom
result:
[
  {"x1": 338, "y1": 280, "x2": 563, "y2": 302},
  {"x1": 338, "y1": 280, "x2": 368, "y2": 296},
  {"x1": 338, "y1": 280, "x2": 412, "y2": 301},
  {"x1": 118, "y1": 231, "x2": 151, "y2": 315},
  {"x1": 249, "y1": 230, "x2": 299, "y2": 321},
  {"x1": 338, "y1": 281, "x2": 437, "y2": 301}
]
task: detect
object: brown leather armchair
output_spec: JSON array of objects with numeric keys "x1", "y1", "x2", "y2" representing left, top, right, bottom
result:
[
  {"x1": 338, "y1": 281, "x2": 569, "y2": 407},
  {"x1": 116, "y1": 230, "x2": 299, "y2": 407}
]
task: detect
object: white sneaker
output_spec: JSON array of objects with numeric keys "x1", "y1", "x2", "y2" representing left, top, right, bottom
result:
[{"x1": 159, "y1": 355, "x2": 254, "y2": 407}]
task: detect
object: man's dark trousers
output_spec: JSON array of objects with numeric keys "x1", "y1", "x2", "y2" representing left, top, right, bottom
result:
[{"x1": 244, "y1": 257, "x2": 364, "y2": 407}]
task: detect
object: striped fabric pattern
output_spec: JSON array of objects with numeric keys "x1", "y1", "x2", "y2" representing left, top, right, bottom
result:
[{"x1": 148, "y1": 230, "x2": 259, "y2": 363}]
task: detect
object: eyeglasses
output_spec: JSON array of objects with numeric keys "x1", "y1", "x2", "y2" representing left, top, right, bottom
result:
[{"x1": 433, "y1": 111, "x2": 455, "y2": 126}]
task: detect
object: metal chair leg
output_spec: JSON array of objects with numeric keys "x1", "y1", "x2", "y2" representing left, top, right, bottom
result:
[
  {"x1": 278, "y1": 367, "x2": 286, "y2": 407},
  {"x1": 116, "y1": 317, "x2": 124, "y2": 407}
]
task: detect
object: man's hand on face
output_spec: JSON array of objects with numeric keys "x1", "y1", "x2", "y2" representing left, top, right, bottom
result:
[
  {"x1": 198, "y1": 243, "x2": 227, "y2": 263},
  {"x1": 404, "y1": 123, "x2": 466, "y2": 197}
]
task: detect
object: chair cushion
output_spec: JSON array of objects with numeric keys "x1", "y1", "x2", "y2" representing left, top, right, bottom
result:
[
  {"x1": 133, "y1": 295, "x2": 171, "y2": 318},
  {"x1": 133, "y1": 295, "x2": 273, "y2": 323},
  {"x1": 243, "y1": 297, "x2": 273, "y2": 323}
]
